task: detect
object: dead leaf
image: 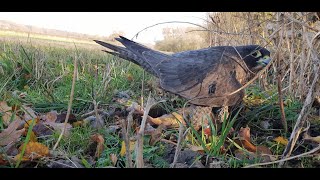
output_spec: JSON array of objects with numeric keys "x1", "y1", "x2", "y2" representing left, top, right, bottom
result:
[
  {"x1": 44, "y1": 122, "x2": 72, "y2": 137},
  {"x1": 239, "y1": 126, "x2": 251, "y2": 141},
  {"x1": 303, "y1": 133, "x2": 320, "y2": 144},
  {"x1": 274, "y1": 136, "x2": 288, "y2": 145},
  {"x1": 90, "y1": 134, "x2": 104, "y2": 159},
  {"x1": 56, "y1": 113, "x2": 77, "y2": 123},
  {"x1": 0, "y1": 120, "x2": 25, "y2": 146},
  {"x1": 15, "y1": 142, "x2": 49, "y2": 161},
  {"x1": 110, "y1": 153, "x2": 118, "y2": 166},
  {"x1": 235, "y1": 139, "x2": 257, "y2": 152},
  {"x1": 0, "y1": 154, "x2": 8, "y2": 165},
  {"x1": 186, "y1": 144, "x2": 205, "y2": 153},
  {"x1": 44, "y1": 111, "x2": 58, "y2": 122},
  {"x1": 120, "y1": 140, "x2": 135, "y2": 157},
  {"x1": 29, "y1": 132, "x2": 37, "y2": 142},
  {"x1": 234, "y1": 149, "x2": 276, "y2": 163},
  {"x1": 149, "y1": 124, "x2": 165, "y2": 146},
  {"x1": 33, "y1": 123, "x2": 54, "y2": 136},
  {"x1": 22, "y1": 106, "x2": 37, "y2": 121},
  {"x1": 256, "y1": 146, "x2": 272, "y2": 155},
  {"x1": 0, "y1": 101, "x2": 16, "y2": 126},
  {"x1": 24, "y1": 118, "x2": 40, "y2": 130},
  {"x1": 152, "y1": 112, "x2": 183, "y2": 128},
  {"x1": 236, "y1": 126, "x2": 272, "y2": 155}
]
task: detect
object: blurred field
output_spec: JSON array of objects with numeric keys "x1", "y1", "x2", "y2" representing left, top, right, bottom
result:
[{"x1": 0, "y1": 30, "x2": 108, "y2": 50}]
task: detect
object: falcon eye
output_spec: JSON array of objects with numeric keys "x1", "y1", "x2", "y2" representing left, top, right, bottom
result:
[{"x1": 250, "y1": 50, "x2": 262, "y2": 58}]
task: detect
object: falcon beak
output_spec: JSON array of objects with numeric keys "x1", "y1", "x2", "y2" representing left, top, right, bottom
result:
[{"x1": 257, "y1": 55, "x2": 271, "y2": 66}]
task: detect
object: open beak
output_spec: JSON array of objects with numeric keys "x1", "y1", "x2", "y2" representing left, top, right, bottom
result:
[{"x1": 257, "y1": 55, "x2": 271, "y2": 66}]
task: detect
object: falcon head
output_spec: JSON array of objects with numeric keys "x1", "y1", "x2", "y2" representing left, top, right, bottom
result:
[{"x1": 237, "y1": 45, "x2": 271, "y2": 73}]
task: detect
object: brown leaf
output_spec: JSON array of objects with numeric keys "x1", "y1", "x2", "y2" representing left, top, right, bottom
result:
[
  {"x1": 0, "y1": 120, "x2": 25, "y2": 146},
  {"x1": 90, "y1": 134, "x2": 104, "y2": 159},
  {"x1": 239, "y1": 126, "x2": 251, "y2": 142},
  {"x1": 56, "y1": 113, "x2": 77, "y2": 123},
  {"x1": 24, "y1": 118, "x2": 40, "y2": 130},
  {"x1": 110, "y1": 153, "x2": 118, "y2": 166},
  {"x1": 15, "y1": 142, "x2": 49, "y2": 161},
  {"x1": 44, "y1": 111, "x2": 58, "y2": 122},
  {"x1": 235, "y1": 139, "x2": 257, "y2": 152},
  {"x1": 0, "y1": 101, "x2": 13, "y2": 126},
  {"x1": 236, "y1": 126, "x2": 272, "y2": 155},
  {"x1": 256, "y1": 146, "x2": 272, "y2": 155},
  {"x1": 22, "y1": 106, "x2": 37, "y2": 121},
  {"x1": 33, "y1": 123, "x2": 54, "y2": 136},
  {"x1": 303, "y1": 133, "x2": 320, "y2": 144},
  {"x1": 44, "y1": 122, "x2": 72, "y2": 137},
  {"x1": 152, "y1": 112, "x2": 184, "y2": 128},
  {"x1": 149, "y1": 124, "x2": 165, "y2": 146},
  {"x1": 29, "y1": 132, "x2": 37, "y2": 142},
  {"x1": 234, "y1": 149, "x2": 275, "y2": 163},
  {"x1": 0, "y1": 154, "x2": 8, "y2": 165},
  {"x1": 186, "y1": 144, "x2": 205, "y2": 153}
]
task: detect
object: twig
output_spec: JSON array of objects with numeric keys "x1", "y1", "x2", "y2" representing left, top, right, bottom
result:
[
  {"x1": 132, "y1": 21, "x2": 208, "y2": 40},
  {"x1": 135, "y1": 93, "x2": 158, "y2": 168},
  {"x1": 80, "y1": 109, "x2": 104, "y2": 118},
  {"x1": 277, "y1": 73, "x2": 287, "y2": 133},
  {"x1": 244, "y1": 145, "x2": 320, "y2": 168},
  {"x1": 170, "y1": 121, "x2": 185, "y2": 168},
  {"x1": 92, "y1": 100, "x2": 104, "y2": 129},
  {"x1": 279, "y1": 47, "x2": 320, "y2": 167},
  {"x1": 53, "y1": 55, "x2": 77, "y2": 151},
  {"x1": 121, "y1": 108, "x2": 134, "y2": 168},
  {"x1": 160, "y1": 139, "x2": 178, "y2": 146}
]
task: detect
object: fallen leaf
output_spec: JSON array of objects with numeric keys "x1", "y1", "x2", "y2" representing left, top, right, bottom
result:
[
  {"x1": 186, "y1": 144, "x2": 205, "y2": 153},
  {"x1": 90, "y1": 134, "x2": 104, "y2": 159},
  {"x1": 120, "y1": 140, "x2": 135, "y2": 157},
  {"x1": 110, "y1": 153, "x2": 118, "y2": 166},
  {"x1": 234, "y1": 149, "x2": 276, "y2": 163},
  {"x1": 0, "y1": 101, "x2": 14, "y2": 126},
  {"x1": 44, "y1": 111, "x2": 58, "y2": 122},
  {"x1": 274, "y1": 136, "x2": 288, "y2": 145},
  {"x1": 152, "y1": 112, "x2": 183, "y2": 128},
  {"x1": 15, "y1": 142, "x2": 49, "y2": 161},
  {"x1": 235, "y1": 139, "x2": 257, "y2": 152},
  {"x1": 44, "y1": 122, "x2": 72, "y2": 137},
  {"x1": 256, "y1": 146, "x2": 272, "y2": 155},
  {"x1": 33, "y1": 123, "x2": 54, "y2": 136},
  {"x1": 303, "y1": 133, "x2": 320, "y2": 144},
  {"x1": 29, "y1": 132, "x2": 37, "y2": 142},
  {"x1": 0, "y1": 154, "x2": 8, "y2": 165},
  {"x1": 149, "y1": 124, "x2": 165, "y2": 146},
  {"x1": 236, "y1": 126, "x2": 272, "y2": 155},
  {"x1": 24, "y1": 118, "x2": 40, "y2": 130},
  {"x1": 22, "y1": 106, "x2": 37, "y2": 121},
  {"x1": 239, "y1": 126, "x2": 250, "y2": 141},
  {"x1": 56, "y1": 113, "x2": 77, "y2": 123},
  {"x1": 0, "y1": 120, "x2": 25, "y2": 146}
]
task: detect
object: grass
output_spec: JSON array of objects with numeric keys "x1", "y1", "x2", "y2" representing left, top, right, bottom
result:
[{"x1": 0, "y1": 38, "x2": 315, "y2": 168}]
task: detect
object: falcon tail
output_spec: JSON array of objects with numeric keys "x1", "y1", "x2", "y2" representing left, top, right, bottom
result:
[{"x1": 94, "y1": 36, "x2": 169, "y2": 77}]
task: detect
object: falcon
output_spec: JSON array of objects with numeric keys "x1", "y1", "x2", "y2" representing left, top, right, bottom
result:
[{"x1": 94, "y1": 36, "x2": 271, "y2": 127}]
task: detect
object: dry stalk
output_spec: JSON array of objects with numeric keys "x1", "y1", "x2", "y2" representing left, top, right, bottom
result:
[
  {"x1": 53, "y1": 55, "x2": 77, "y2": 150},
  {"x1": 279, "y1": 43, "x2": 320, "y2": 167},
  {"x1": 121, "y1": 107, "x2": 135, "y2": 168},
  {"x1": 244, "y1": 144, "x2": 320, "y2": 168},
  {"x1": 135, "y1": 93, "x2": 158, "y2": 168},
  {"x1": 170, "y1": 121, "x2": 185, "y2": 168}
]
